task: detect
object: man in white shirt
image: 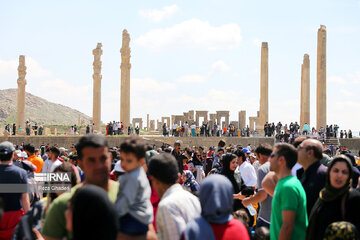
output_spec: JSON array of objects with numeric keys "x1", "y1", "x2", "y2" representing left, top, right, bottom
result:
[
  {"x1": 148, "y1": 153, "x2": 201, "y2": 240},
  {"x1": 234, "y1": 149, "x2": 257, "y2": 187},
  {"x1": 48, "y1": 146, "x2": 63, "y2": 172}
]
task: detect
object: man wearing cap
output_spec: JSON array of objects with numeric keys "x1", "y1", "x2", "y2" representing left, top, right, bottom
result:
[{"x1": 0, "y1": 141, "x2": 30, "y2": 239}]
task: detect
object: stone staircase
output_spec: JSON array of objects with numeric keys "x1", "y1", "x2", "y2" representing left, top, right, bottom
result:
[{"x1": 324, "y1": 138, "x2": 340, "y2": 147}]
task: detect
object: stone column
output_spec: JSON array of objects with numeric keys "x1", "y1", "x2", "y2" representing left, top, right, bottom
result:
[
  {"x1": 239, "y1": 111, "x2": 246, "y2": 129},
  {"x1": 147, "y1": 114, "x2": 149, "y2": 130},
  {"x1": 300, "y1": 54, "x2": 310, "y2": 129},
  {"x1": 256, "y1": 42, "x2": 269, "y2": 134},
  {"x1": 17, "y1": 55, "x2": 27, "y2": 129},
  {"x1": 120, "y1": 29, "x2": 131, "y2": 130},
  {"x1": 92, "y1": 43, "x2": 103, "y2": 133},
  {"x1": 249, "y1": 117, "x2": 255, "y2": 131},
  {"x1": 195, "y1": 113, "x2": 199, "y2": 126},
  {"x1": 317, "y1": 25, "x2": 327, "y2": 130}
]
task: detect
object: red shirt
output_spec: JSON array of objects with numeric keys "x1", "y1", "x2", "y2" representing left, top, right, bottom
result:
[
  {"x1": 181, "y1": 219, "x2": 250, "y2": 240},
  {"x1": 210, "y1": 219, "x2": 250, "y2": 240}
]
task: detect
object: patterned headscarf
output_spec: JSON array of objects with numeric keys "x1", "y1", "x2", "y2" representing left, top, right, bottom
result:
[{"x1": 323, "y1": 221, "x2": 359, "y2": 240}]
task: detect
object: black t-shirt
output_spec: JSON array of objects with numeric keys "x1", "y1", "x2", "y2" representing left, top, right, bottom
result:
[{"x1": 0, "y1": 164, "x2": 28, "y2": 212}]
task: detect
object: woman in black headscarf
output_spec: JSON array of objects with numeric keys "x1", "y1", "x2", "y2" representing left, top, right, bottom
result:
[
  {"x1": 306, "y1": 155, "x2": 360, "y2": 240},
  {"x1": 220, "y1": 154, "x2": 251, "y2": 210},
  {"x1": 65, "y1": 185, "x2": 118, "y2": 240}
]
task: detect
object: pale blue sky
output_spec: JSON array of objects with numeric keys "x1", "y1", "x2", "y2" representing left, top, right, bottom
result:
[{"x1": 0, "y1": 0, "x2": 359, "y2": 132}]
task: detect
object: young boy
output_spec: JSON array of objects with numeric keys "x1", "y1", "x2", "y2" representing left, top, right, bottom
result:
[{"x1": 116, "y1": 137, "x2": 153, "y2": 236}]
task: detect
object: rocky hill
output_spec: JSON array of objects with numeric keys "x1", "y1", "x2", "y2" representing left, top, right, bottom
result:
[{"x1": 0, "y1": 88, "x2": 91, "y2": 126}]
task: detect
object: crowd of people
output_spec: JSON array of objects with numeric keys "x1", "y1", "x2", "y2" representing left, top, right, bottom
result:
[
  {"x1": 3, "y1": 120, "x2": 356, "y2": 141},
  {"x1": 162, "y1": 121, "x2": 356, "y2": 141},
  {"x1": 4, "y1": 121, "x2": 45, "y2": 136},
  {"x1": 0, "y1": 135, "x2": 360, "y2": 240}
]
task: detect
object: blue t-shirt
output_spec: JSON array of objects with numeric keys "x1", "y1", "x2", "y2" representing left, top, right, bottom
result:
[{"x1": 0, "y1": 164, "x2": 28, "y2": 211}]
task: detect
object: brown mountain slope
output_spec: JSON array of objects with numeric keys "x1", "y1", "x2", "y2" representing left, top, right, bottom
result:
[{"x1": 0, "y1": 88, "x2": 91, "y2": 126}]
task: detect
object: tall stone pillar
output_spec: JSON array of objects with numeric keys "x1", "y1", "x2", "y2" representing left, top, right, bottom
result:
[
  {"x1": 239, "y1": 111, "x2": 246, "y2": 129},
  {"x1": 120, "y1": 29, "x2": 131, "y2": 129},
  {"x1": 147, "y1": 114, "x2": 149, "y2": 130},
  {"x1": 92, "y1": 43, "x2": 103, "y2": 133},
  {"x1": 17, "y1": 55, "x2": 27, "y2": 129},
  {"x1": 317, "y1": 25, "x2": 327, "y2": 130},
  {"x1": 300, "y1": 54, "x2": 310, "y2": 129},
  {"x1": 256, "y1": 42, "x2": 269, "y2": 133}
]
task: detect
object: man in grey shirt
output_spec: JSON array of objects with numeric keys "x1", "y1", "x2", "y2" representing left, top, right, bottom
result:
[{"x1": 242, "y1": 144, "x2": 273, "y2": 229}]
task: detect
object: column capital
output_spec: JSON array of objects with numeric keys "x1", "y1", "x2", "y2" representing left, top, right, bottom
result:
[{"x1": 17, "y1": 79, "x2": 27, "y2": 86}]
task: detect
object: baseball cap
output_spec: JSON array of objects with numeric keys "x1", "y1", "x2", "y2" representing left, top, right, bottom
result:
[
  {"x1": 0, "y1": 141, "x2": 15, "y2": 155},
  {"x1": 242, "y1": 148, "x2": 250, "y2": 154}
]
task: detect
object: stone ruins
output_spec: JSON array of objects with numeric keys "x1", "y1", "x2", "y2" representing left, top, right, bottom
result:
[
  {"x1": 300, "y1": 54, "x2": 310, "y2": 129},
  {"x1": 317, "y1": 25, "x2": 327, "y2": 130},
  {"x1": 256, "y1": 42, "x2": 269, "y2": 134},
  {"x1": 120, "y1": 29, "x2": 131, "y2": 130},
  {"x1": 13, "y1": 25, "x2": 328, "y2": 135},
  {"x1": 16, "y1": 55, "x2": 27, "y2": 130},
  {"x1": 92, "y1": 43, "x2": 103, "y2": 133}
]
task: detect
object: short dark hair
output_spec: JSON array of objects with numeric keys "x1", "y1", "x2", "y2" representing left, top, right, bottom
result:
[
  {"x1": 23, "y1": 144, "x2": 35, "y2": 154},
  {"x1": 76, "y1": 135, "x2": 108, "y2": 160},
  {"x1": 69, "y1": 154, "x2": 79, "y2": 161},
  {"x1": 275, "y1": 143, "x2": 298, "y2": 169},
  {"x1": 234, "y1": 149, "x2": 245, "y2": 159},
  {"x1": 49, "y1": 146, "x2": 60, "y2": 158},
  {"x1": 292, "y1": 136, "x2": 307, "y2": 148},
  {"x1": 306, "y1": 145, "x2": 323, "y2": 161},
  {"x1": 255, "y1": 144, "x2": 273, "y2": 156},
  {"x1": 53, "y1": 162, "x2": 78, "y2": 187},
  {"x1": 110, "y1": 150, "x2": 118, "y2": 160},
  {"x1": 218, "y1": 140, "x2": 226, "y2": 148},
  {"x1": 0, "y1": 153, "x2": 13, "y2": 162},
  {"x1": 120, "y1": 137, "x2": 146, "y2": 160},
  {"x1": 148, "y1": 153, "x2": 178, "y2": 184}
]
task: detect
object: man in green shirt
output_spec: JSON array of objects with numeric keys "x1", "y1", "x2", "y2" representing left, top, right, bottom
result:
[
  {"x1": 42, "y1": 135, "x2": 119, "y2": 240},
  {"x1": 270, "y1": 143, "x2": 308, "y2": 240}
]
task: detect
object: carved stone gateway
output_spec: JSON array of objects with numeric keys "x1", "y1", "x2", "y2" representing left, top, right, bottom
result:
[
  {"x1": 161, "y1": 117, "x2": 171, "y2": 128},
  {"x1": 317, "y1": 25, "x2": 326, "y2": 130},
  {"x1": 17, "y1": 55, "x2": 27, "y2": 129},
  {"x1": 157, "y1": 120, "x2": 161, "y2": 131},
  {"x1": 216, "y1": 111, "x2": 229, "y2": 128},
  {"x1": 92, "y1": 43, "x2": 103, "y2": 133},
  {"x1": 300, "y1": 54, "x2": 310, "y2": 129},
  {"x1": 172, "y1": 115, "x2": 185, "y2": 126},
  {"x1": 257, "y1": 42, "x2": 269, "y2": 134},
  {"x1": 150, "y1": 120, "x2": 155, "y2": 131},
  {"x1": 209, "y1": 113, "x2": 217, "y2": 129},
  {"x1": 183, "y1": 110, "x2": 194, "y2": 123},
  {"x1": 132, "y1": 118, "x2": 143, "y2": 129},
  {"x1": 249, "y1": 117, "x2": 256, "y2": 131},
  {"x1": 120, "y1": 29, "x2": 131, "y2": 130},
  {"x1": 195, "y1": 111, "x2": 208, "y2": 126}
]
